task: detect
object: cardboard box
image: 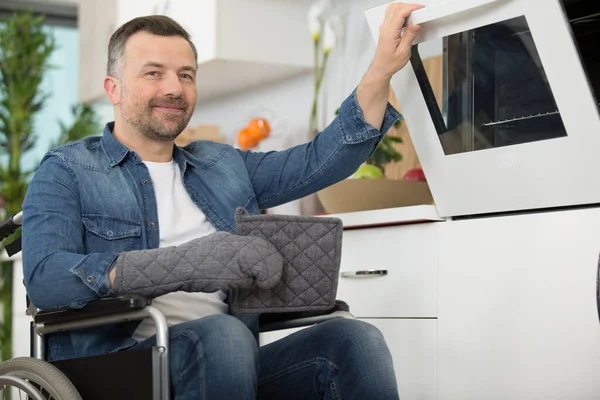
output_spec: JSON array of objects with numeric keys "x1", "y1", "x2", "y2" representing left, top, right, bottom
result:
[
  {"x1": 316, "y1": 179, "x2": 434, "y2": 214},
  {"x1": 175, "y1": 124, "x2": 226, "y2": 146}
]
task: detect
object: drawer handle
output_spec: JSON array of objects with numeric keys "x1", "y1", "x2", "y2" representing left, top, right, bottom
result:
[{"x1": 341, "y1": 270, "x2": 388, "y2": 278}]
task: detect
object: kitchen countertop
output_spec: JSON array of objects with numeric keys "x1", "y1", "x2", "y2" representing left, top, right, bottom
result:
[{"x1": 326, "y1": 204, "x2": 445, "y2": 229}]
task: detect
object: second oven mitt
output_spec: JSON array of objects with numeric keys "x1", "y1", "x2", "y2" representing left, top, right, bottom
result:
[
  {"x1": 230, "y1": 207, "x2": 344, "y2": 314},
  {"x1": 109, "y1": 231, "x2": 284, "y2": 299}
]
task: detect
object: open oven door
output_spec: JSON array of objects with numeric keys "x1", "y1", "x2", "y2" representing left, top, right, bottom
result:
[{"x1": 365, "y1": 0, "x2": 600, "y2": 218}]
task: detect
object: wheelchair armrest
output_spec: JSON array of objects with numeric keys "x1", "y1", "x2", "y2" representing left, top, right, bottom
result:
[
  {"x1": 258, "y1": 300, "x2": 352, "y2": 333},
  {"x1": 34, "y1": 294, "x2": 150, "y2": 325}
]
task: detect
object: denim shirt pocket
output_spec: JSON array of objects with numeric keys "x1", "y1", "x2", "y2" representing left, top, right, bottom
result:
[{"x1": 82, "y1": 214, "x2": 142, "y2": 253}]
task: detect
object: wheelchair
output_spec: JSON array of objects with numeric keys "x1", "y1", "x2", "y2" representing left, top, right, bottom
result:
[{"x1": 0, "y1": 211, "x2": 353, "y2": 399}]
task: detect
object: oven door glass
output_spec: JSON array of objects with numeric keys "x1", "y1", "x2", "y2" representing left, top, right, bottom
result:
[{"x1": 365, "y1": 0, "x2": 600, "y2": 217}]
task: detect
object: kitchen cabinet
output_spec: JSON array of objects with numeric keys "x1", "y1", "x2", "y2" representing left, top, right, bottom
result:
[
  {"x1": 78, "y1": 0, "x2": 313, "y2": 104},
  {"x1": 436, "y1": 207, "x2": 600, "y2": 399},
  {"x1": 334, "y1": 208, "x2": 440, "y2": 399},
  {"x1": 336, "y1": 222, "x2": 438, "y2": 318}
]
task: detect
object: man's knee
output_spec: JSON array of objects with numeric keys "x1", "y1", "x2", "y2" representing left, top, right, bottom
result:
[
  {"x1": 316, "y1": 318, "x2": 383, "y2": 338},
  {"x1": 177, "y1": 314, "x2": 257, "y2": 348},
  {"x1": 314, "y1": 318, "x2": 391, "y2": 357},
  {"x1": 170, "y1": 315, "x2": 258, "y2": 371}
]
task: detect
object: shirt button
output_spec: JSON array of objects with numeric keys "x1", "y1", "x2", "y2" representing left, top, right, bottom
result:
[
  {"x1": 141, "y1": 179, "x2": 148, "y2": 185},
  {"x1": 87, "y1": 276, "x2": 94, "y2": 282},
  {"x1": 106, "y1": 230, "x2": 114, "y2": 237},
  {"x1": 148, "y1": 221, "x2": 155, "y2": 227}
]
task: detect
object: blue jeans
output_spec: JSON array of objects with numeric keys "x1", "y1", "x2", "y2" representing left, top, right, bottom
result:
[{"x1": 130, "y1": 315, "x2": 399, "y2": 399}]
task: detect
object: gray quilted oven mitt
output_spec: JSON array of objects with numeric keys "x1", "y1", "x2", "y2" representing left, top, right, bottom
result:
[
  {"x1": 110, "y1": 232, "x2": 284, "y2": 299},
  {"x1": 230, "y1": 207, "x2": 344, "y2": 314}
]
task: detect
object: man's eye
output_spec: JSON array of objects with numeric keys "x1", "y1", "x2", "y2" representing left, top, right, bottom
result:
[
  {"x1": 180, "y1": 73, "x2": 193, "y2": 80},
  {"x1": 147, "y1": 71, "x2": 159, "y2": 77}
]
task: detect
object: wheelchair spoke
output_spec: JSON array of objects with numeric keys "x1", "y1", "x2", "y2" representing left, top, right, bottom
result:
[
  {"x1": 0, "y1": 378, "x2": 57, "y2": 400},
  {"x1": 0, "y1": 379, "x2": 46, "y2": 400}
]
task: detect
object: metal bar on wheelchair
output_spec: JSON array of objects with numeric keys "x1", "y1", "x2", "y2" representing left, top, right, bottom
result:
[
  {"x1": 35, "y1": 306, "x2": 167, "y2": 348},
  {"x1": 0, "y1": 211, "x2": 22, "y2": 241},
  {"x1": 35, "y1": 305, "x2": 171, "y2": 400},
  {"x1": 259, "y1": 310, "x2": 355, "y2": 333},
  {"x1": 0, "y1": 375, "x2": 46, "y2": 400}
]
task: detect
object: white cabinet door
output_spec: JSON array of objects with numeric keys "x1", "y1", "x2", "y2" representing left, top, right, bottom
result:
[
  {"x1": 436, "y1": 208, "x2": 600, "y2": 399},
  {"x1": 336, "y1": 224, "x2": 439, "y2": 318},
  {"x1": 260, "y1": 318, "x2": 437, "y2": 400},
  {"x1": 364, "y1": 0, "x2": 600, "y2": 218}
]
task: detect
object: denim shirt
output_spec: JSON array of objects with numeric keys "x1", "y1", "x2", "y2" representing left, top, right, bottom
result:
[{"x1": 21, "y1": 89, "x2": 401, "y2": 361}]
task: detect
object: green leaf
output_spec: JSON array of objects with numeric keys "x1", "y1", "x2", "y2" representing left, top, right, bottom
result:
[
  {"x1": 0, "y1": 10, "x2": 55, "y2": 364},
  {"x1": 367, "y1": 133, "x2": 403, "y2": 170},
  {"x1": 53, "y1": 103, "x2": 100, "y2": 147}
]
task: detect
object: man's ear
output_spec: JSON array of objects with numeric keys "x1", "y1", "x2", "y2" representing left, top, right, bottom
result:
[{"x1": 104, "y1": 76, "x2": 121, "y2": 105}]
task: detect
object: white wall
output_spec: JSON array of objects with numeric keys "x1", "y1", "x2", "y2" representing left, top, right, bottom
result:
[{"x1": 11, "y1": 256, "x2": 29, "y2": 358}]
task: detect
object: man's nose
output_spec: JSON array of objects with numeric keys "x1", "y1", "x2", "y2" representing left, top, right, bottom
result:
[{"x1": 161, "y1": 72, "x2": 184, "y2": 97}]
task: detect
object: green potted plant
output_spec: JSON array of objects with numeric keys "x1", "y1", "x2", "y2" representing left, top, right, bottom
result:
[{"x1": 0, "y1": 11, "x2": 100, "y2": 375}]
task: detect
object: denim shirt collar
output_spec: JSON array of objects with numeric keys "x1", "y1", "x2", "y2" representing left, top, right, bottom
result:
[{"x1": 100, "y1": 121, "x2": 194, "y2": 172}]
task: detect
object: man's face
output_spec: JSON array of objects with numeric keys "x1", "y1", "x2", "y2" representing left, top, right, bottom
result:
[{"x1": 117, "y1": 32, "x2": 197, "y2": 142}]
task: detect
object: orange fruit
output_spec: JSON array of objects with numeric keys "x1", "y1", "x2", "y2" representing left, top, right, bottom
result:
[
  {"x1": 247, "y1": 118, "x2": 271, "y2": 141},
  {"x1": 237, "y1": 128, "x2": 257, "y2": 150}
]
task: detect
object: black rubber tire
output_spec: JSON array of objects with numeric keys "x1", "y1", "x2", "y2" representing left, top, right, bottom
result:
[{"x1": 0, "y1": 357, "x2": 82, "y2": 400}]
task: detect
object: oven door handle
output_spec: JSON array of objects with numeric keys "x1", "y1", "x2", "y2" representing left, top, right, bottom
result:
[{"x1": 405, "y1": 0, "x2": 504, "y2": 25}]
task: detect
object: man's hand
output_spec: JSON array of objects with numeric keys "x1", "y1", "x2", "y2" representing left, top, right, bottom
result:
[
  {"x1": 109, "y1": 265, "x2": 116, "y2": 288},
  {"x1": 370, "y1": 2, "x2": 424, "y2": 81},
  {"x1": 356, "y1": 2, "x2": 424, "y2": 130}
]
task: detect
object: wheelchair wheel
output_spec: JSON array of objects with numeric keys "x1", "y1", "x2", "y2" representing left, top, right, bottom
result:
[{"x1": 0, "y1": 357, "x2": 82, "y2": 400}]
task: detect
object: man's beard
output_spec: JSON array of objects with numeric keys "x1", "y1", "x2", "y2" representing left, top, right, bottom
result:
[{"x1": 122, "y1": 95, "x2": 192, "y2": 142}]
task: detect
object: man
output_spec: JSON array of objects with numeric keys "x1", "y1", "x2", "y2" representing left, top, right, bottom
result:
[{"x1": 22, "y1": 3, "x2": 423, "y2": 399}]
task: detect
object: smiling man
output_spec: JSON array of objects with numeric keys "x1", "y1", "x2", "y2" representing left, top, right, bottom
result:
[
  {"x1": 105, "y1": 28, "x2": 198, "y2": 152},
  {"x1": 22, "y1": 4, "x2": 423, "y2": 399}
]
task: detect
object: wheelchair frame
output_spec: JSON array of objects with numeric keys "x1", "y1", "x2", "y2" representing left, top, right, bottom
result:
[{"x1": 31, "y1": 296, "x2": 171, "y2": 399}]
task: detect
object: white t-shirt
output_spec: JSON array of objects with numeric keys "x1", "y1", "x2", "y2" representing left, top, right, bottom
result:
[{"x1": 132, "y1": 160, "x2": 228, "y2": 341}]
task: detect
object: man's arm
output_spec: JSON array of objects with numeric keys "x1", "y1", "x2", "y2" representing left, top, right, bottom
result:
[
  {"x1": 357, "y1": 3, "x2": 423, "y2": 131},
  {"x1": 22, "y1": 155, "x2": 119, "y2": 310},
  {"x1": 240, "y1": 3, "x2": 423, "y2": 209}
]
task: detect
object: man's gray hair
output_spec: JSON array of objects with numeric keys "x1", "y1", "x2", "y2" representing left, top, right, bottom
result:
[{"x1": 107, "y1": 15, "x2": 198, "y2": 77}]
